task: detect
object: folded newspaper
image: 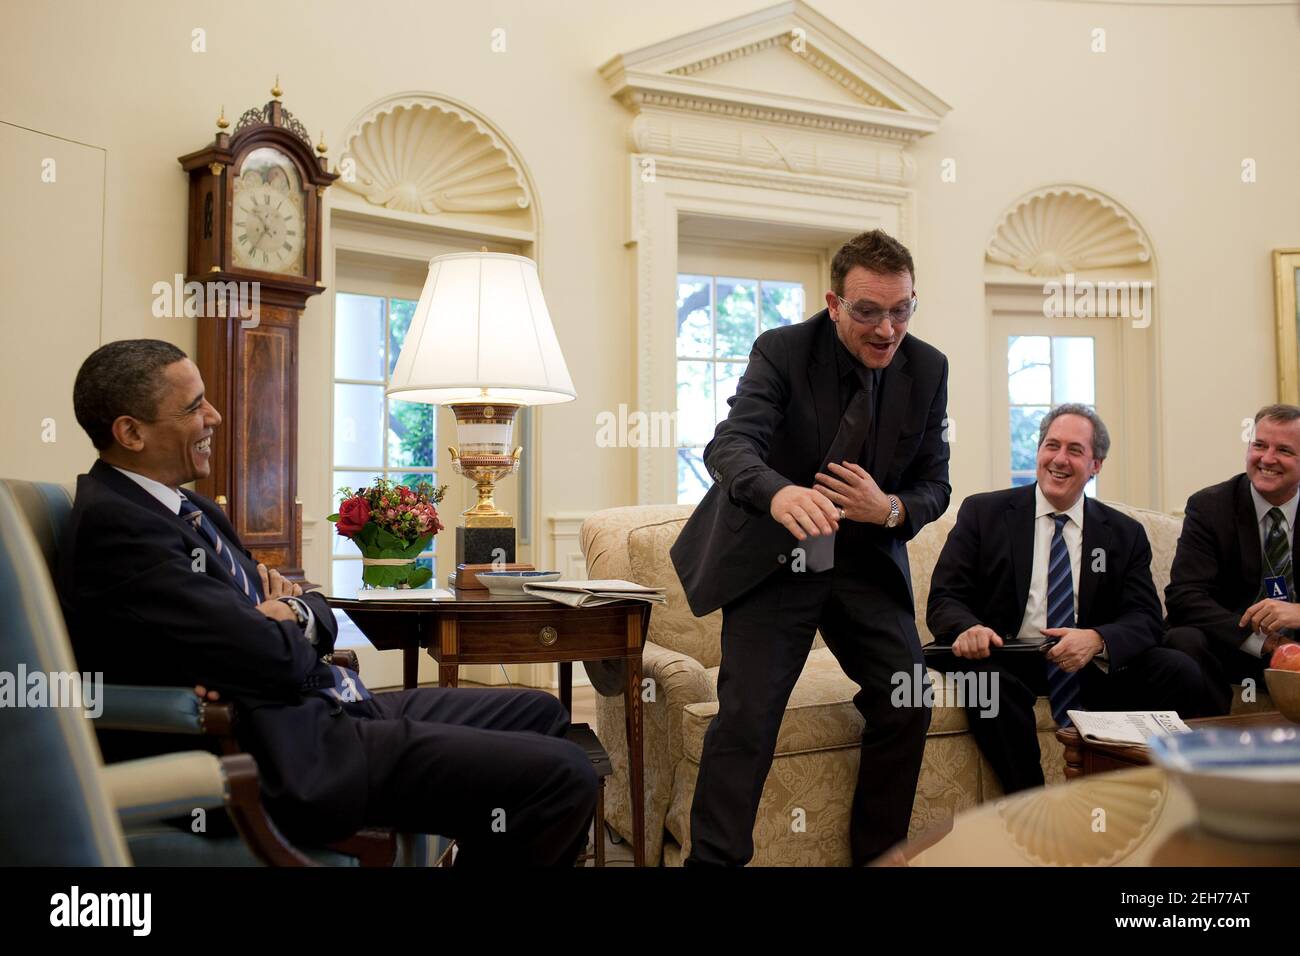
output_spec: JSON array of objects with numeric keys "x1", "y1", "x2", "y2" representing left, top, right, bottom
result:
[
  {"x1": 522, "y1": 579, "x2": 667, "y2": 608},
  {"x1": 1066, "y1": 710, "x2": 1191, "y2": 746}
]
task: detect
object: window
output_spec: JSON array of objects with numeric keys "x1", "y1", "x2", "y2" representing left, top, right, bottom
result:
[
  {"x1": 331, "y1": 292, "x2": 437, "y2": 595},
  {"x1": 675, "y1": 274, "x2": 805, "y2": 503},
  {"x1": 1007, "y1": 335, "x2": 1097, "y2": 495}
]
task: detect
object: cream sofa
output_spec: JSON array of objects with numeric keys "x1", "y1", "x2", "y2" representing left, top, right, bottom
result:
[{"x1": 581, "y1": 500, "x2": 1266, "y2": 867}]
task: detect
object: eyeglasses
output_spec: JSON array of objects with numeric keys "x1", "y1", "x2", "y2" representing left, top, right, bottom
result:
[{"x1": 835, "y1": 294, "x2": 917, "y2": 326}]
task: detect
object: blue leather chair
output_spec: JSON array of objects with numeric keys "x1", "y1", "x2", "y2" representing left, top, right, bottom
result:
[{"x1": 0, "y1": 478, "x2": 429, "y2": 866}]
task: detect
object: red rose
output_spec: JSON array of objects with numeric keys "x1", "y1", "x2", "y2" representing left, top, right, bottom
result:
[{"x1": 336, "y1": 496, "x2": 371, "y2": 537}]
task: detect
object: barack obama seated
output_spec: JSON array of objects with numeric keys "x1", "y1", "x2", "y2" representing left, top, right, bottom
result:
[{"x1": 57, "y1": 340, "x2": 597, "y2": 866}]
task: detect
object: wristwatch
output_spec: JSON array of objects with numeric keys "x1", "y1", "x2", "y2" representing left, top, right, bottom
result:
[
  {"x1": 280, "y1": 596, "x2": 309, "y2": 628},
  {"x1": 884, "y1": 495, "x2": 902, "y2": 529}
]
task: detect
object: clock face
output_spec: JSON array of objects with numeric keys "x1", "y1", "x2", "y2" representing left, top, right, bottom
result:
[{"x1": 232, "y1": 147, "x2": 307, "y2": 276}]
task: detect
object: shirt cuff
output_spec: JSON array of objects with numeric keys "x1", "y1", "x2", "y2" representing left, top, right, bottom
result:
[
  {"x1": 283, "y1": 596, "x2": 318, "y2": 646},
  {"x1": 1240, "y1": 631, "x2": 1267, "y2": 658}
]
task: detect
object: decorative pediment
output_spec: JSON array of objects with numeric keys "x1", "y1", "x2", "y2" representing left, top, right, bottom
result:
[{"x1": 599, "y1": 1, "x2": 949, "y2": 143}]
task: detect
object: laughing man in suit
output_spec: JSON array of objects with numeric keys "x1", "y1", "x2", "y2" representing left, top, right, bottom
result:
[
  {"x1": 58, "y1": 339, "x2": 597, "y2": 865},
  {"x1": 926, "y1": 404, "x2": 1207, "y2": 794},
  {"x1": 1164, "y1": 404, "x2": 1300, "y2": 714}
]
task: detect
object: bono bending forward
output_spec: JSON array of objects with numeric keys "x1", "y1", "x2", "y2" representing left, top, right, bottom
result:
[{"x1": 670, "y1": 230, "x2": 950, "y2": 866}]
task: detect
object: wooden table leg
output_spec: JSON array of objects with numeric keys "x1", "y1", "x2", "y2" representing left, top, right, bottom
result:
[
  {"x1": 439, "y1": 663, "x2": 458, "y2": 688},
  {"x1": 624, "y1": 652, "x2": 645, "y2": 867},
  {"x1": 559, "y1": 662, "x2": 572, "y2": 715},
  {"x1": 594, "y1": 781, "x2": 605, "y2": 868},
  {"x1": 403, "y1": 646, "x2": 418, "y2": 691}
]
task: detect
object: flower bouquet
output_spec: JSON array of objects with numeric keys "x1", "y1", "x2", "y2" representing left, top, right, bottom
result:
[{"x1": 328, "y1": 477, "x2": 448, "y2": 589}]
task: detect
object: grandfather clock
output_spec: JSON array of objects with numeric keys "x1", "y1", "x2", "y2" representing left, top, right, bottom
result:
[{"x1": 178, "y1": 82, "x2": 337, "y2": 580}]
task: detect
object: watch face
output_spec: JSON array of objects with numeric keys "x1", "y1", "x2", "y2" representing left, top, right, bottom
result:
[{"x1": 232, "y1": 147, "x2": 306, "y2": 276}]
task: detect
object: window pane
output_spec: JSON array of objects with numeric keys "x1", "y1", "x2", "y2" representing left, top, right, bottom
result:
[
  {"x1": 1051, "y1": 337, "x2": 1095, "y2": 405},
  {"x1": 677, "y1": 448, "x2": 711, "y2": 504},
  {"x1": 715, "y1": 361, "x2": 746, "y2": 421},
  {"x1": 332, "y1": 470, "x2": 376, "y2": 555},
  {"x1": 411, "y1": 556, "x2": 436, "y2": 590},
  {"x1": 676, "y1": 360, "x2": 714, "y2": 446},
  {"x1": 334, "y1": 384, "x2": 384, "y2": 467},
  {"x1": 761, "y1": 281, "x2": 804, "y2": 331},
  {"x1": 715, "y1": 278, "x2": 758, "y2": 359},
  {"x1": 1010, "y1": 473, "x2": 1036, "y2": 489},
  {"x1": 676, "y1": 275, "x2": 712, "y2": 359},
  {"x1": 1010, "y1": 405, "x2": 1048, "y2": 471},
  {"x1": 388, "y1": 398, "x2": 435, "y2": 468},
  {"x1": 388, "y1": 297, "x2": 418, "y2": 376},
  {"x1": 1008, "y1": 336, "x2": 1051, "y2": 406},
  {"x1": 332, "y1": 559, "x2": 362, "y2": 599},
  {"x1": 335, "y1": 293, "x2": 385, "y2": 381}
]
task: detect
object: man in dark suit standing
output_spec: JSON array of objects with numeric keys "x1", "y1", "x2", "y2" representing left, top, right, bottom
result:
[
  {"x1": 1165, "y1": 404, "x2": 1300, "y2": 714},
  {"x1": 59, "y1": 340, "x2": 597, "y2": 865},
  {"x1": 926, "y1": 405, "x2": 1208, "y2": 794},
  {"x1": 670, "y1": 230, "x2": 951, "y2": 867}
]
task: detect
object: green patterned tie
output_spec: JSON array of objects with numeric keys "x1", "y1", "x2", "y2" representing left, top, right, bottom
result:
[{"x1": 1261, "y1": 507, "x2": 1294, "y2": 601}]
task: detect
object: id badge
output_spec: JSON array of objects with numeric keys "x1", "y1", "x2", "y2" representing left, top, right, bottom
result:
[{"x1": 1263, "y1": 575, "x2": 1290, "y2": 601}]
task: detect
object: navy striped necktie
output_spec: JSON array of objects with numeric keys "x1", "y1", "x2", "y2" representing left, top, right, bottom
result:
[
  {"x1": 178, "y1": 497, "x2": 262, "y2": 605},
  {"x1": 1044, "y1": 513, "x2": 1083, "y2": 727}
]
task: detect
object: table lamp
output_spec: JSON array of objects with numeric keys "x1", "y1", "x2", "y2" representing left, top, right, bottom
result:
[{"x1": 386, "y1": 251, "x2": 576, "y2": 587}]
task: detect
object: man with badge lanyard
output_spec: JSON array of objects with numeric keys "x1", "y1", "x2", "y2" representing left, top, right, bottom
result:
[{"x1": 1165, "y1": 404, "x2": 1300, "y2": 715}]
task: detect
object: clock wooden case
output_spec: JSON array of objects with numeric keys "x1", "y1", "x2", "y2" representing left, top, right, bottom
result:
[{"x1": 178, "y1": 94, "x2": 337, "y2": 580}]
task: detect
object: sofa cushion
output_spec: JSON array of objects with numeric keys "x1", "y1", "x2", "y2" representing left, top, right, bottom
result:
[
  {"x1": 1101, "y1": 501, "x2": 1182, "y2": 615},
  {"x1": 681, "y1": 648, "x2": 995, "y2": 761}
]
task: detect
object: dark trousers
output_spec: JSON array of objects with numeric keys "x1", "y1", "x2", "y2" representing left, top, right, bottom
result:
[
  {"x1": 346, "y1": 687, "x2": 598, "y2": 867},
  {"x1": 933, "y1": 645, "x2": 1211, "y2": 795},
  {"x1": 686, "y1": 557, "x2": 931, "y2": 867},
  {"x1": 1164, "y1": 625, "x2": 1268, "y2": 716}
]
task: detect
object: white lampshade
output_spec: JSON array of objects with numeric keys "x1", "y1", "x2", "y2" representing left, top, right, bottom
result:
[{"x1": 386, "y1": 252, "x2": 576, "y2": 406}]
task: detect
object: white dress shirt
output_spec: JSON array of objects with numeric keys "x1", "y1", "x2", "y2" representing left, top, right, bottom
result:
[
  {"x1": 1016, "y1": 485, "x2": 1084, "y2": 642},
  {"x1": 1241, "y1": 484, "x2": 1299, "y2": 657},
  {"x1": 110, "y1": 465, "x2": 316, "y2": 643},
  {"x1": 1013, "y1": 486, "x2": 1109, "y2": 669}
]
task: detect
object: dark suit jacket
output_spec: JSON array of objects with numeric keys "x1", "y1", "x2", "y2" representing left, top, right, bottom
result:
[
  {"x1": 57, "y1": 460, "x2": 364, "y2": 842},
  {"x1": 1165, "y1": 473, "x2": 1293, "y2": 651},
  {"x1": 925, "y1": 484, "x2": 1162, "y2": 670},
  {"x1": 669, "y1": 309, "x2": 951, "y2": 617}
]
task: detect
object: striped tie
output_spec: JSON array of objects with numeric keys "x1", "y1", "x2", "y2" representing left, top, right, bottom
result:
[
  {"x1": 1044, "y1": 513, "x2": 1083, "y2": 727},
  {"x1": 1260, "y1": 507, "x2": 1294, "y2": 601},
  {"x1": 179, "y1": 497, "x2": 261, "y2": 606}
]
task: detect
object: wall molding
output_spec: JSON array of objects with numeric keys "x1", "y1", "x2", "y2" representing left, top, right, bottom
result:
[{"x1": 985, "y1": 184, "x2": 1153, "y2": 278}]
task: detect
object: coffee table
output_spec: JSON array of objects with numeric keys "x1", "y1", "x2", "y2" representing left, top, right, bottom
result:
[{"x1": 1055, "y1": 711, "x2": 1286, "y2": 778}]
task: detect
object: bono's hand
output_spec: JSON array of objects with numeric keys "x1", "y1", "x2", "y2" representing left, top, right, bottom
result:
[
  {"x1": 770, "y1": 485, "x2": 841, "y2": 541},
  {"x1": 814, "y1": 462, "x2": 890, "y2": 524},
  {"x1": 952, "y1": 625, "x2": 1003, "y2": 659}
]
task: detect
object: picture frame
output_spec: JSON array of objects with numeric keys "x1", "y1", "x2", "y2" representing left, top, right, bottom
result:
[{"x1": 1274, "y1": 249, "x2": 1300, "y2": 403}]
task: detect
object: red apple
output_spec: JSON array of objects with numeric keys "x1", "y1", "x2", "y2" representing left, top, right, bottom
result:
[{"x1": 1270, "y1": 642, "x2": 1300, "y2": 672}]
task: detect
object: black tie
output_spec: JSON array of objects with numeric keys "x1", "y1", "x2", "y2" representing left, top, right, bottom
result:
[{"x1": 805, "y1": 370, "x2": 876, "y2": 572}]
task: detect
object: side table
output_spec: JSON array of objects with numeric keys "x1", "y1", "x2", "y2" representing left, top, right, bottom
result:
[
  {"x1": 1056, "y1": 711, "x2": 1285, "y2": 778},
  {"x1": 328, "y1": 590, "x2": 652, "y2": 866}
]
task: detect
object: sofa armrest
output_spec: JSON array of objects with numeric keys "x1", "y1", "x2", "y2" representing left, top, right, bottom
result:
[
  {"x1": 93, "y1": 684, "x2": 235, "y2": 738},
  {"x1": 641, "y1": 640, "x2": 714, "y2": 710}
]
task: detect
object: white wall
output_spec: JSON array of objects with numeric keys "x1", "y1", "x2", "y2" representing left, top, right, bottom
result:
[{"x1": 2, "y1": 0, "x2": 1298, "y2": 577}]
